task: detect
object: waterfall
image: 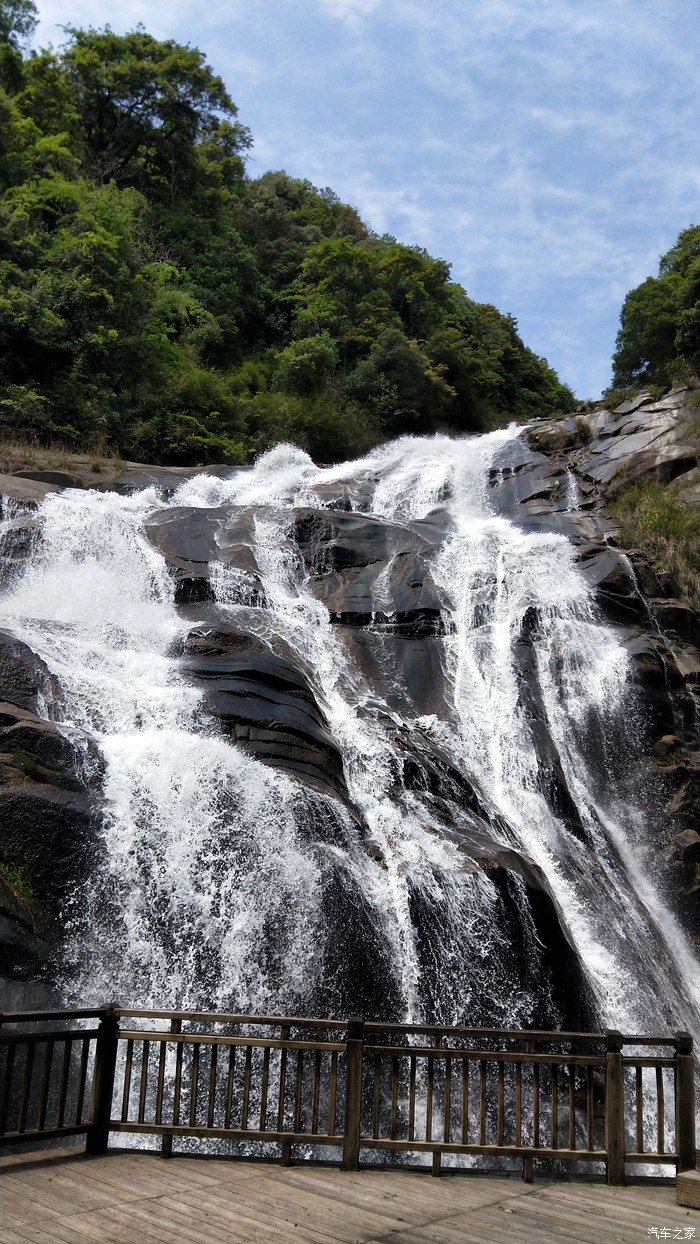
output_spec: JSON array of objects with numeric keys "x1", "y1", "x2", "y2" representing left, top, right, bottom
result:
[{"x1": 2, "y1": 430, "x2": 699, "y2": 1039}]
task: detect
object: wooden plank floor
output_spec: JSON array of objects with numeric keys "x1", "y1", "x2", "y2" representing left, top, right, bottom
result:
[{"x1": 1, "y1": 1148, "x2": 697, "y2": 1244}]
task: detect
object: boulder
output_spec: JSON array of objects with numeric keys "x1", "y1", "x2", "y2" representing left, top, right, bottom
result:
[
  {"x1": 145, "y1": 505, "x2": 268, "y2": 605},
  {"x1": 12, "y1": 469, "x2": 84, "y2": 489},
  {"x1": 0, "y1": 629, "x2": 61, "y2": 715},
  {"x1": 182, "y1": 625, "x2": 350, "y2": 806},
  {"x1": 294, "y1": 508, "x2": 447, "y2": 637},
  {"x1": 0, "y1": 878, "x2": 60, "y2": 981},
  {"x1": 0, "y1": 784, "x2": 96, "y2": 911}
]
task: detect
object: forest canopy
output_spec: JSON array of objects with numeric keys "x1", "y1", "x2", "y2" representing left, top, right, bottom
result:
[
  {"x1": 0, "y1": 5, "x2": 575, "y2": 464},
  {"x1": 612, "y1": 224, "x2": 700, "y2": 391}
]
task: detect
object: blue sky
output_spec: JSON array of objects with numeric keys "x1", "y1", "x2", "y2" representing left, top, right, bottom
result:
[{"x1": 34, "y1": 0, "x2": 699, "y2": 398}]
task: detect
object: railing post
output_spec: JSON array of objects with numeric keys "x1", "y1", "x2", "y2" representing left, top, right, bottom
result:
[
  {"x1": 86, "y1": 1006, "x2": 120, "y2": 1156},
  {"x1": 605, "y1": 1030, "x2": 625, "y2": 1185},
  {"x1": 342, "y1": 1017, "x2": 364, "y2": 1171},
  {"x1": 675, "y1": 1032, "x2": 697, "y2": 1172}
]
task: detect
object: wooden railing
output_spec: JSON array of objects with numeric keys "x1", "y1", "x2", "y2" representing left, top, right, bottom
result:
[{"x1": 0, "y1": 1008, "x2": 696, "y2": 1183}]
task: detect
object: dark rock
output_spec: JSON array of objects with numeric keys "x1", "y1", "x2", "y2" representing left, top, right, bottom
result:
[
  {"x1": 0, "y1": 720, "x2": 97, "y2": 789},
  {"x1": 512, "y1": 610, "x2": 588, "y2": 836},
  {"x1": 183, "y1": 626, "x2": 350, "y2": 806},
  {"x1": 145, "y1": 505, "x2": 269, "y2": 606},
  {"x1": 650, "y1": 601, "x2": 700, "y2": 648},
  {"x1": 0, "y1": 630, "x2": 61, "y2": 715},
  {"x1": 0, "y1": 474, "x2": 61, "y2": 506},
  {"x1": 0, "y1": 784, "x2": 95, "y2": 911},
  {"x1": 295, "y1": 508, "x2": 446, "y2": 635},
  {"x1": 0, "y1": 878, "x2": 59, "y2": 981},
  {"x1": 674, "y1": 829, "x2": 700, "y2": 865},
  {"x1": 576, "y1": 547, "x2": 650, "y2": 622},
  {"x1": 12, "y1": 469, "x2": 84, "y2": 489},
  {"x1": 606, "y1": 446, "x2": 698, "y2": 495}
]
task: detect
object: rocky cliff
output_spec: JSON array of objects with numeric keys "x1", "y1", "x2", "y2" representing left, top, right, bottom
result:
[
  {"x1": 489, "y1": 385, "x2": 700, "y2": 939},
  {"x1": 0, "y1": 387, "x2": 698, "y2": 1019}
]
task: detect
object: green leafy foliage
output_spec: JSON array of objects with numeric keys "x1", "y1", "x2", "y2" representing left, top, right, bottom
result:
[
  {"x1": 0, "y1": 20, "x2": 575, "y2": 464},
  {"x1": 612, "y1": 225, "x2": 700, "y2": 388}
]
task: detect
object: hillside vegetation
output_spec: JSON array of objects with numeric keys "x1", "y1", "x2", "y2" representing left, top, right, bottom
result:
[
  {"x1": 0, "y1": 4, "x2": 575, "y2": 465},
  {"x1": 612, "y1": 224, "x2": 700, "y2": 391}
]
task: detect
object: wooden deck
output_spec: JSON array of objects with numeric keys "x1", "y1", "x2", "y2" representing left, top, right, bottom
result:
[{"x1": 1, "y1": 1148, "x2": 697, "y2": 1244}]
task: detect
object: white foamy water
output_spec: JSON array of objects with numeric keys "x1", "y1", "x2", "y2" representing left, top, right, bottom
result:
[{"x1": 1, "y1": 431, "x2": 698, "y2": 1039}]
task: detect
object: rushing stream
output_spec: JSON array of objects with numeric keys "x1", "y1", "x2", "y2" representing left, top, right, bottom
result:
[{"x1": 1, "y1": 429, "x2": 699, "y2": 1040}]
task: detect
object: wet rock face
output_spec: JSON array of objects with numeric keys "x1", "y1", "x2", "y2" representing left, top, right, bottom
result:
[
  {"x1": 0, "y1": 631, "x2": 101, "y2": 982},
  {"x1": 294, "y1": 507, "x2": 447, "y2": 636},
  {"x1": 489, "y1": 388, "x2": 700, "y2": 938},
  {"x1": 182, "y1": 625, "x2": 351, "y2": 807}
]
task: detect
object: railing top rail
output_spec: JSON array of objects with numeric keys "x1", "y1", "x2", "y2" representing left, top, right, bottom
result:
[
  {"x1": 1, "y1": 1007, "x2": 110, "y2": 1024},
  {"x1": 0, "y1": 1008, "x2": 690, "y2": 1051},
  {"x1": 112, "y1": 1008, "x2": 349, "y2": 1029},
  {"x1": 620, "y1": 1035, "x2": 684, "y2": 1047},
  {"x1": 363, "y1": 1022, "x2": 609, "y2": 1043}
]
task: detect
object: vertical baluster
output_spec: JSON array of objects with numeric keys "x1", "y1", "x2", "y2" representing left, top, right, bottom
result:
[
  {"x1": 568, "y1": 1064, "x2": 576, "y2": 1151},
  {"x1": 0, "y1": 1043, "x2": 15, "y2": 1134},
  {"x1": 656, "y1": 1066, "x2": 665, "y2": 1155},
  {"x1": 389, "y1": 1056, "x2": 399, "y2": 1141},
  {"x1": 74, "y1": 1037, "x2": 90, "y2": 1126},
  {"x1": 242, "y1": 1046, "x2": 253, "y2": 1130},
  {"x1": 311, "y1": 1050, "x2": 321, "y2": 1135},
  {"x1": 461, "y1": 1057, "x2": 469, "y2": 1145},
  {"x1": 372, "y1": 1054, "x2": 381, "y2": 1139},
  {"x1": 121, "y1": 1040, "x2": 134, "y2": 1122},
  {"x1": 635, "y1": 1066, "x2": 643, "y2": 1154},
  {"x1": 224, "y1": 1043, "x2": 236, "y2": 1129},
  {"x1": 260, "y1": 1047, "x2": 270, "y2": 1132},
  {"x1": 189, "y1": 1042, "x2": 200, "y2": 1127},
  {"x1": 426, "y1": 1053, "x2": 434, "y2": 1143},
  {"x1": 278, "y1": 1025, "x2": 290, "y2": 1166},
  {"x1": 162, "y1": 1017, "x2": 181, "y2": 1159},
  {"x1": 408, "y1": 1055, "x2": 416, "y2": 1143},
  {"x1": 207, "y1": 1043, "x2": 218, "y2": 1129},
  {"x1": 38, "y1": 1040, "x2": 54, "y2": 1132},
  {"x1": 293, "y1": 1048, "x2": 304, "y2": 1132},
  {"x1": 17, "y1": 1042, "x2": 35, "y2": 1133},
  {"x1": 137, "y1": 1040, "x2": 150, "y2": 1125},
  {"x1": 155, "y1": 1039, "x2": 167, "y2": 1127},
  {"x1": 586, "y1": 1066, "x2": 594, "y2": 1152},
  {"x1": 56, "y1": 1040, "x2": 70, "y2": 1129},
  {"x1": 478, "y1": 1059, "x2": 487, "y2": 1145},
  {"x1": 550, "y1": 1064, "x2": 559, "y2": 1150},
  {"x1": 514, "y1": 1060, "x2": 522, "y2": 1148},
  {"x1": 443, "y1": 1055, "x2": 452, "y2": 1145},
  {"x1": 173, "y1": 1035, "x2": 184, "y2": 1126},
  {"x1": 496, "y1": 1060, "x2": 505, "y2": 1147},
  {"x1": 327, "y1": 1050, "x2": 338, "y2": 1136},
  {"x1": 523, "y1": 1046, "x2": 538, "y2": 1183},
  {"x1": 431, "y1": 1037, "x2": 443, "y2": 1177}
]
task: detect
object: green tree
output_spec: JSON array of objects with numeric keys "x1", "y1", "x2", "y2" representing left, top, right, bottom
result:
[
  {"x1": 612, "y1": 225, "x2": 700, "y2": 387},
  {"x1": 56, "y1": 28, "x2": 251, "y2": 203},
  {"x1": 0, "y1": 0, "x2": 36, "y2": 91},
  {"x1": 0, "y1": 0, "x2": 36, "y2": 47}
]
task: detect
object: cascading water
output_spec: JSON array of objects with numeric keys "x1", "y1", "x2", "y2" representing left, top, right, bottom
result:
[{"x1": 2, "y1": 429, "x2": 699, "y2": 1043}]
